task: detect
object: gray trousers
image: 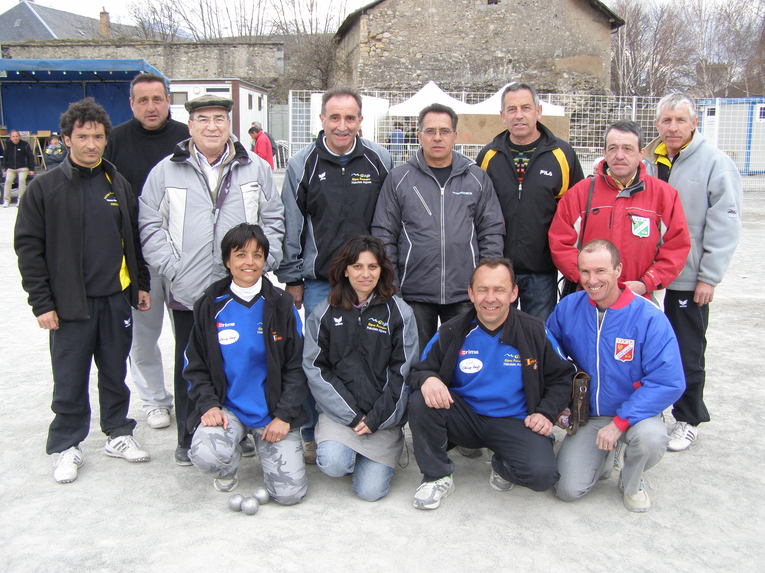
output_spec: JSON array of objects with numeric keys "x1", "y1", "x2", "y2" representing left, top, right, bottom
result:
[
  {"x1": 555, "y1": 415, "x2": 667, "y2": 499},
  {"x1": 129, "y1": 266, "x2": 173, "y2": 412},
  {"x1": 189, "y1": 408, "x2": 308, "y2": 505}
]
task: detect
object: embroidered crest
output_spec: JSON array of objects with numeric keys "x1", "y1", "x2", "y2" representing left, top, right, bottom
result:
[
  {"x1": 614, "y1": 338, "x2": 635, "y2": 362},
  {"x1": 630, "y1": 216, "x2": 650, "y2": 238}
]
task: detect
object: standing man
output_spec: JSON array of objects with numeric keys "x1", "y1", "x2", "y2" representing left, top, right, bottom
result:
[
  {"x1": 277, "y1": 86, "x2": 391, "y2": 462},
  {"x1": 15, "y1": 98, "x2": 152, "y2": 484},
  {"x1": 476, "y1": 83, "x2": 583, "y2": 319},
  {"x1": 406, "y1": 258, "x2": 573, "y2": 510},
  {"x1": 549, "y1": 120, "x2": 690, "y2": 298},
  {"x1": 644, "y1": 94, "x2": 742, "y2": 451},
  {"x1": 140, "y1": 94, "x2": 284, "y2": 465},
  {"x1": 105, "y1": 73, "x2": 189, "y2": 431},
  {"x1": 248, "y1": 122, "x2": 274, "y2": 169},
  {"x1": 3, "y1": 129, "x2": 35, "y2": 207},
  {"x1": 372, "y1": 103, "x2": 505, "y2": 352},
  {"x1": 548, "y1": 240, "x2": 685, "y2": 512}
]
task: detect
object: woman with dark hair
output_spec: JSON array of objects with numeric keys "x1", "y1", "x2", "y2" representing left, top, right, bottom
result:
[
  {"x1": 183, "y1": 223, "x2": 308, "y2": 504},
  {"x1": 303, "y1": 235, "x2": 418, "y2": 501}
]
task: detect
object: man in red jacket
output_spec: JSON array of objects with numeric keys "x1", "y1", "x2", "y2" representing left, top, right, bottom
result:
[
  {"x1": 549, "y1": 120, "x2": 689, "y2": 298},
  {"x1": 249, "y1": 123, "x2": 274, "y2": 169}
]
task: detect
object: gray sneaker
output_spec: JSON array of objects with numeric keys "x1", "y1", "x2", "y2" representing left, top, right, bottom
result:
[
  {"x1": 413, "y1": 475, "x2": 454, "y2": 510},
  {"x1": 174, "y1": 446, "x2": 192, "y2": 466},
  {"x1": 53, "y1": 446, "x2": 84, "y2": 484},
  {"x1": 623, "y1": 479, "x2": 651, "y2": 512},
  {"x1": 240, "y1": 435, "x2": 256, "y2": 457},
  {"x1": 214, "y1": 474, "x2": 239, "y2": 492},
  {"x1": 146, "y1": 407, "x2": 171, "y2": 429},
  {"x1": 489, "y1": 469, "x2": 514, "y2": 492},
  {"x1": 456, "y1": 446, "x2": 483, "y2": 458}
]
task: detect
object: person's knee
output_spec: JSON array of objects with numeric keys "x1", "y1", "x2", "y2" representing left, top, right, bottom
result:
[
  {"x1": 271, "y1": 480, "x2": 308, "y2": 506},
  {"x1": 189, "y1": 432, "x2": 236, "y2": 473},
  {"x1": 353, "y1": 475, "x2": 391, "y2": 502},
  {"x1": 317, "y1": 454, "x2": 352, "y2": 478},
  {"x1": 407, "y1": 389, "x2": 429, "y2": 419},
  {"x1": 524, "y1": 461, "x2": 559, "y2": 492},
  {"x1": 630, "y1": 427, "x2": 668, "y2": 459},
  {"x1": 555, "y1": 477, "x2": 590, "y2": 502}
]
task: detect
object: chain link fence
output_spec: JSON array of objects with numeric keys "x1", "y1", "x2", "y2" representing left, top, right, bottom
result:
[{"x1": 288, "y1": 89, "x2": 764, "y2": 191}]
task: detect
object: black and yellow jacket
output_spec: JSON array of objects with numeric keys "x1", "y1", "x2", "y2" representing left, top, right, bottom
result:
[{"x1": 475, "y1": 122, "x2": 583, "y2": 275}]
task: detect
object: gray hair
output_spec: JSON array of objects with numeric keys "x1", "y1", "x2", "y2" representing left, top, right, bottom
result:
[
  {"x1": 656, "y1": 93, "x2": 697, "y2": 121},
  {"x1": 500, "y1": 82, "x2": 540, "y2": 111}
]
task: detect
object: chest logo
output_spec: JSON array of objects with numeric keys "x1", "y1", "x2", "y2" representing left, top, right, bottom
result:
[
  {"x1": 630, "y1": 216, "x2": 651, "y2": 238},
  {"x1": 366, "y1": 317, "x2": 389, "y2": 333},
  {"x1": 614, "y1": 338, "x2": 635, "y2": 362},
  {"x1": 218, "y1": 328, "x2": 240, "y2": 345},
  {"x1": 318, "y1": 171, "x2": 326, "y2": 181},
  {"x1": 459, "y1": 357, "x2": 483, "y2": 374},
  {"x1": 333, "y1": 316, "x2": 343, "y2": 326},
  {"x1": 350, "y1": 172, "x2": 372, "y2": 185},
  {"x1": 539, "y1": 169, "x2": 553, "y2": 177}
]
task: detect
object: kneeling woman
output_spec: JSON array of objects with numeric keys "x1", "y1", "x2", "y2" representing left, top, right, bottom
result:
[
  {"x1": 304, "y1": 235, "x2": 418, "y2": 501},
  {"x1": 184, "y1": 223, "x2": 308, "y2": 504}
]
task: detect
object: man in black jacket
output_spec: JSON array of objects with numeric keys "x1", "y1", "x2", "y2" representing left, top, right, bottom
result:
[
  {"x1": 105, "y1": 73, "x2": 189, "y2": 432},
  {"x1": 476, "y1": 83, "x2": 583, "y2": 319},
  {"x1": 15, "y1": 98, "x2": 152, "y2": 485},
  {"x1": 407, "y1": 258, "x2": 573, "y2": 510},
  {"x1": 3, "y1": 129, "x2": 35, "y2": 207}
]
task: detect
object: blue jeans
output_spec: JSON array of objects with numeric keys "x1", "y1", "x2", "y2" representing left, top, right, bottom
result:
[
  {"x1": 301, "y1": 279, "x2": 331, "y2": 441},
  {"x1": 514, "y1": 272, "x2": 558, "y2": 320},
  {"x1": 316, "y1": 440, "x2": 394, "y2": 501}
]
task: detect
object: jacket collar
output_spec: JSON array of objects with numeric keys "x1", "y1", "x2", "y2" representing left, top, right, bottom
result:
[
  {"x1": 314, "y1": 130, "x2": 367, "y2": 164},
  {"x1": 170, "y1": 137, "x2": 250, "y2": 167},
  {"x1": 411, "y1": 148, "x2": 473, "y2": 177},
  {"x1": 59, "y1": 155, "x2": 119, "y2": 182},
  {"x1": 586, "y1": 284, "x2": 634, "y2": 310}
]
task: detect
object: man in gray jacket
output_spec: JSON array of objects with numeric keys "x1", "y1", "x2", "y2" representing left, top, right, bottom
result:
[
  {"x1": 139, "y1": 94, "x2": 284, "y2": 464},
  {"x1": 372, "y1": 103, "x2": 505, "y2": 352},
  {"x1": 644, "y1": 93, "x2": 742, "y2": 452}
]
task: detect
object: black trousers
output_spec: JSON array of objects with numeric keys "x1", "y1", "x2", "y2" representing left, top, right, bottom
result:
[
  {"x1": 46, "y1": 292, "x2": 136, "y2": 454},
  {"x1": 408, "y1": 300, "x2": 473, "y2": 355},
  {"x1": 407, "y1": 390, "x2": 558, "y2": 491},
  {"x1": 665, "y1": 289, "x2": 711, "y2": 425},
  {"x1": 172, "y1": 309, "x2": 196, "y2": 449}
]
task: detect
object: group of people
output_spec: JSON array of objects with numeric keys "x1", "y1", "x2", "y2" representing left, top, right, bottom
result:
[{"x1": 12, "y1": 76, "x2": 742, "y2": 514}]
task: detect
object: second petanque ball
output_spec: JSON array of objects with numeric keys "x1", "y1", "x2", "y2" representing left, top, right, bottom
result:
[
  {"x1": 253, "y1": 487, "x2": 270, "y2": 504},
  {"x1": 228, "y1": 493, "x2": 244, "y2": 512},
  {"x1": 241, "y1": 497, "x2": 260, "y2": 515}
]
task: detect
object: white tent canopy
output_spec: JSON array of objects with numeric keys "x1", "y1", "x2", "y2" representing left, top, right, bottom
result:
[
  {"x1": 388, "y1": 80, "x2": 473, "y2": 115},
  {"x1": 469, "y1": 83, "x2": 565, "y2": 116}
]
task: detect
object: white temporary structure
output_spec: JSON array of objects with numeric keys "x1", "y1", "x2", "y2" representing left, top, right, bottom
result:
[
  {"x1": 388, "y1": 81, "x2": 473, "y2": 115},
  {"x1": 469, "y1": 83, "x2": 565, "y2": 116}
]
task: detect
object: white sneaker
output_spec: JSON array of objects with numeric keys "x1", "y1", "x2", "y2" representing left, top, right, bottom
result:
[
  {"x1": 105, "y1": 435, "x2": 150, "y2": 462},
  {"x1": 146, "y1": 407, "x2": 171, "y2": 429},
  {"x1": 413, "y1": 475, "x2": 454, "y2": 510},
  {"x1": 53, "y1": 446, "x2": 84, "y2": 484},
  {"x1": 623, "y1": 479, "x2": 651, "y2": 512},
  {"x1": 213, "y1": 474, "x2": 239, "y2": 492},
  {"x1": 667, "y1": 422, "x2": 698, "y2": 452}
]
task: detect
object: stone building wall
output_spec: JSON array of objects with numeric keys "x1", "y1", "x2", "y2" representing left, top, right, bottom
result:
[
  {"x1": 0, "y1": 39, "x2": 284, "y2": 89},
  {"x1": 335, "y1": 0, "x2": 616, "y2": 93}
]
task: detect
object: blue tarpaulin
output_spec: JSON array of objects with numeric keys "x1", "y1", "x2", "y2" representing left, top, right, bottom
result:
[{"x1": 0, "y1": 59, "x2": 165, "y2": 132}]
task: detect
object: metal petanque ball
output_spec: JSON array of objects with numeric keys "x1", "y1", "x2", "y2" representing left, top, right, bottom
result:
[
  {"x1": 228, "y1": 493, "x2": 244, "y2": 512},
  {"x1": 253, "y1": 487, "x2": 270, "y2": 505},
  {"x1": 241, "y1": 497, "x2": 260, "y2": 515}
]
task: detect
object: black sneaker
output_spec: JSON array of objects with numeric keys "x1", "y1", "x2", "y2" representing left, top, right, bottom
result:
[
  {"x1": 240, "y1": 435, "x2": 256, "y2": 457},
  {"x1": 174, "y1": 445, "x2": 192, "y2": 466}
]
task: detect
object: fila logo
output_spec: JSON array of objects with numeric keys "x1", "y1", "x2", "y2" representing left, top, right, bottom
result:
[
  {"x1": 333, "y1": 316, "x2": 343, "y2": 326},
  {"x1": 318, "y1": 171, "x2": 327, "y2": 181},
  {"x1": 679, "y1": 299, "x2": 688, "y2": 308},
  {"x1": 539, "y1": 169, "x2": 553, "y2": 177}
]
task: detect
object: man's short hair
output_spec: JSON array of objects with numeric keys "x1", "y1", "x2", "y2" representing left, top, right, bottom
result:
[
  {"x1": 604, "y1": 120, "x2": 643, "y2": 150},
  {"x1": 500, "y1": 82, "x2": 540, "y2": 110},
  {"x1": 417, "y1": 103, "x2": 458, "y2": 131},
  {"x1": 321, "y1": 87, "x2": 363, "y2": 115},
  {"x1": 130, "y1": 73, "x2": 169, "y2": 98},
  {"x1": 470, "y1": 257, "x2": 516, "y2": 287},
  {"x1": 656, "y1": 93, "x2": 697, "y2": 122},
  {"x1": 252, "y1": 122, "x2": 262, "y2": 132},
  {"x1": 220, "y1": 223, "x2": 270, "y2": 268},
  {"x1": 60, "y1": 98, "x2": 112, "y2": 138},
  {"x1": 580, "y1": 239, "x2": 621, "y2": 267}
]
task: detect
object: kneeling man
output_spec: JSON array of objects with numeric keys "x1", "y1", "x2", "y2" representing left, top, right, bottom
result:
[
  {"x1": 547, "y1": 239, "x2": 685, "y2": 512},
  {"x1": 407, "y1": 258, "x2": 574, "y2": 510}
]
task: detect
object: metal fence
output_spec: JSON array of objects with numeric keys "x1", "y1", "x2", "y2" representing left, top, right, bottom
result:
[{"x1": 288, "y1": 89, "x2": 765, "y2": 191}]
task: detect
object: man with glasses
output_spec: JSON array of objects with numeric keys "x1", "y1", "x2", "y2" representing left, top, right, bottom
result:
[
  {"x1": 373, "y1": 103, "x2": 504, "y2": 352},
  {"x1": 139, "y1": 94, "x2": 284, "y2": 465}
]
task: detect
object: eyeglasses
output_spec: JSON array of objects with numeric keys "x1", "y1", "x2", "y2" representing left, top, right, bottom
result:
[
  {"x1": 420, "y1": 128, "x2": 455, "y2": 137},
  {"x1": 192, "y1": 115, "x2": 228, "y2": 126}
]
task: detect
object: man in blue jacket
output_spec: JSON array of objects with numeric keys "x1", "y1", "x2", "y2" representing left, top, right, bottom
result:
[{"x1": 547, "y1": 239, "x2": 685, "y2": 512}]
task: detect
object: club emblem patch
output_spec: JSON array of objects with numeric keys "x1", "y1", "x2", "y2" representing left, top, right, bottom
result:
[
  {"x1": 614, "y1": 338, "x2": 635, "y2": 362},
  {"x1": 630, "y1": 216, "x2": 650, "y2": 238}
]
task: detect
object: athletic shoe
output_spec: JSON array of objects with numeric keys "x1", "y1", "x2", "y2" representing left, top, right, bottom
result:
[
  {"x1": 174, "y1": 446, "x2": 193, "y2": 466},
  {"x1": 489, "y1": 469, "x2": 514, "y2": 492},
  {"x1": 413, "y1": 475, "x2": 454, "y2": 510},
  {"x1": 667, "y1": 421, "x2": 698, "y2": 452},
  {"x1": 303, "y1": 440, "x2": 317, "y2": 465},
  {"x1": 53, "y1": 446, "x2": 84, "y2": 484},
  {"x1": 146, "y1": 407, "x2": 171, "y2": 429},
  {"x1": 456, "y1": 446, "x2": 483, "y2": 458},
  {"x1": 213, "y1": 474, "x2": 239, "y2": 492},
  {"x1": 105, "y1": 435, "x2": 150, "y2": 462},
  {"x1": 240, "y1": 435, "x2": 256, "y2": 457},
  {"x1": 623, "y1": 479, "x2": 651, "y2": 512}
]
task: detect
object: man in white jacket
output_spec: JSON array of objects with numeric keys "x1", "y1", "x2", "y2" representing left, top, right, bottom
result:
[{"x1": 643, "y1": 93, "x2": 742, "y2": 452}]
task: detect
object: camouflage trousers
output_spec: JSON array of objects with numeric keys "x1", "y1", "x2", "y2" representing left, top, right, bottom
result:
[{"x1": 189, "y1": 408, "x2": 308, "y2": 505}]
